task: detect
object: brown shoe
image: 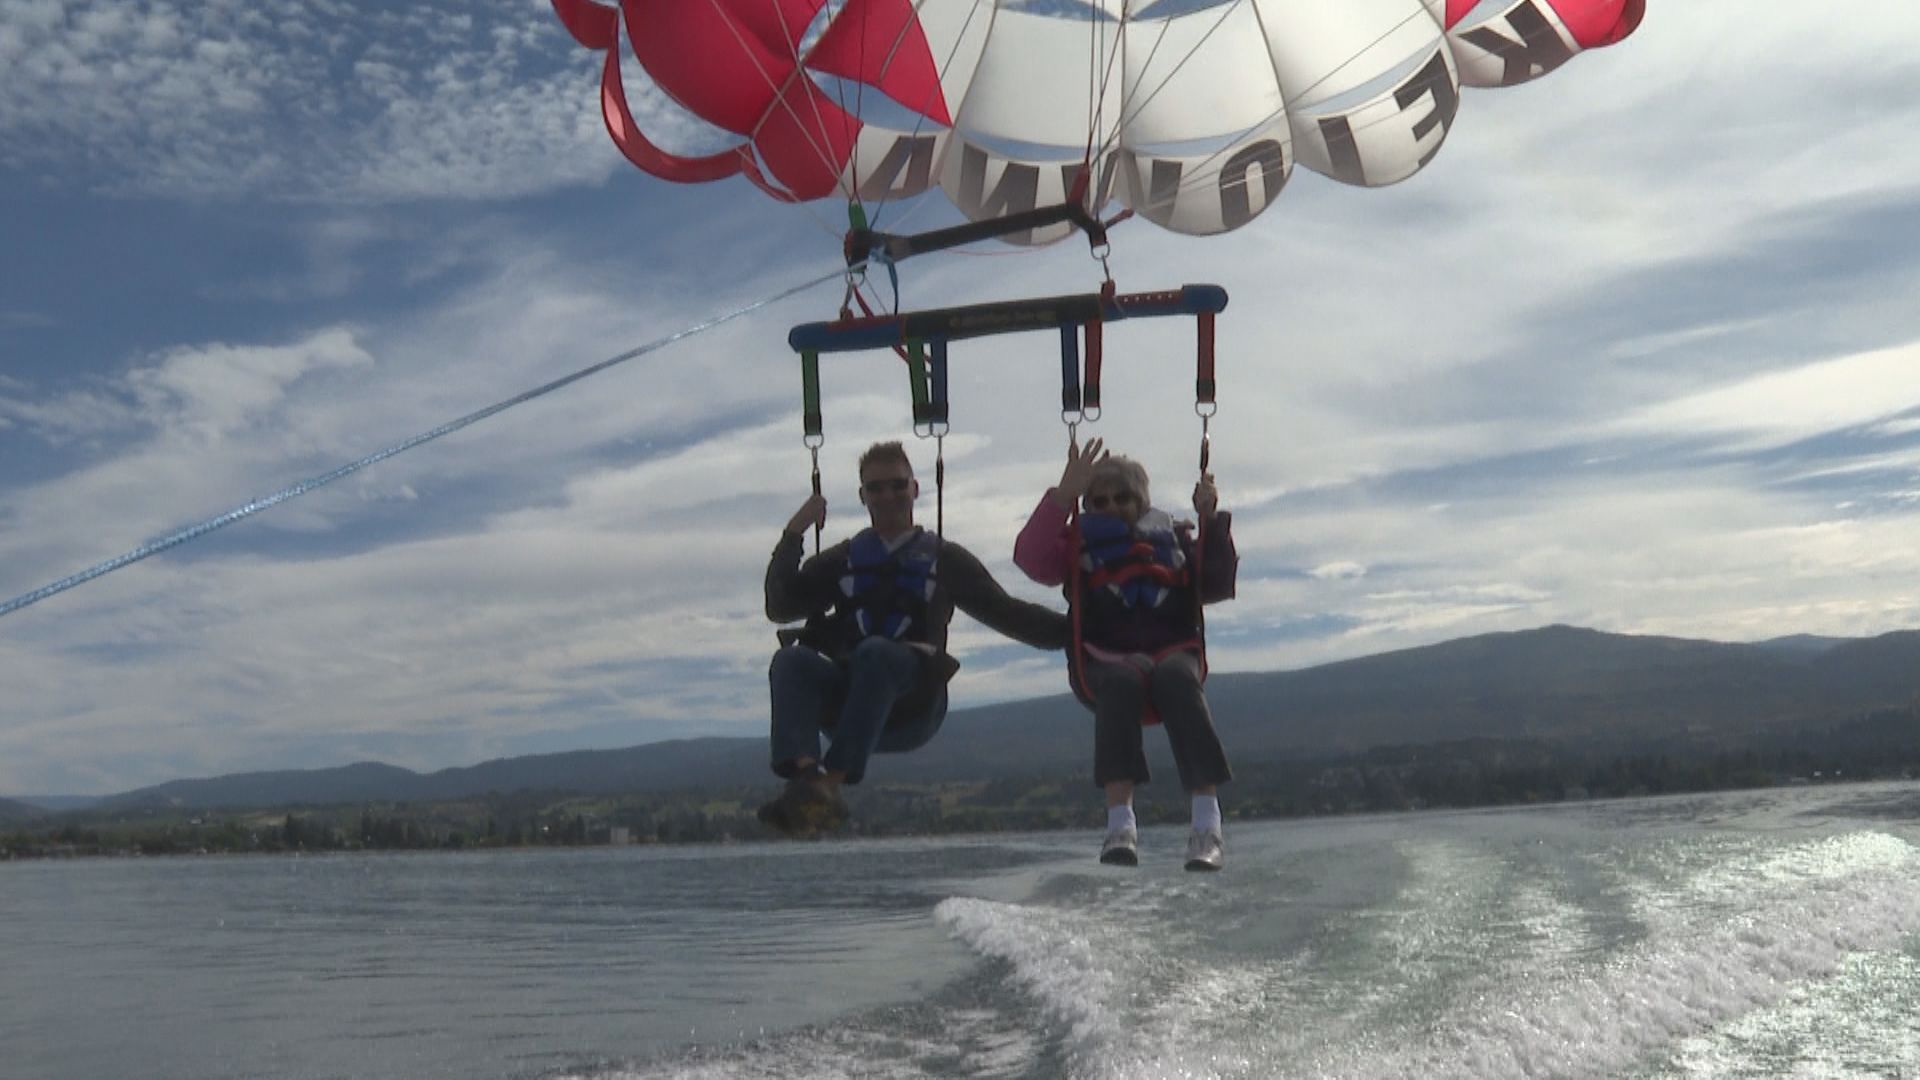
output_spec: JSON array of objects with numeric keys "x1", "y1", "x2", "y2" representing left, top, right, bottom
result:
[
  {"x1": 755, "y1": 792, "x2": 800, "y2": 836},
  {"x1": 758, "y1": 771, "x2": 848, "y2": 837},
  {"x1": 785, "y1": 772, "x2": 849, "y2": 833}
]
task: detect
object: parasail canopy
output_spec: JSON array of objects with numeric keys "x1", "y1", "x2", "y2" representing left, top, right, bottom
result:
[{"x1": 553, "y1": 0, "x2": 1643, "y2": 243}]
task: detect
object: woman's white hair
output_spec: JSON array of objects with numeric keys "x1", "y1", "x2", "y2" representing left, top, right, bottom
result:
[{"x1": 1087, "y1": 455, "x2": 1150, "y2": 508}]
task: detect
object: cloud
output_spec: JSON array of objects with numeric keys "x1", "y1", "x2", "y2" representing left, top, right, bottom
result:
[
  {"x1": 6, "y1": 1, "x2": 1920, "y2": 793},
  {"x1": 0, "y1": 377, "x2": 142, "y2": 445},
  {"x1": 130, "y1": 330, "x2": 376, "y2": 440},
  {"x1": 0, "y1": 224, "x2": 884, "y2": 789},
  {"x1": 1609, "y1": 341, "x2": 1920, "y2": 450},
  {"x1": 196, "y1": 216, "x2": 394, "y2": 302},
  {"x1": 12, "y1": 190, "x2": 1920, "y2": 793},
  {"x1": 0, "y1": 0, "x2": 617, "y2": 201},
  {"x1": 1308, "y1": 561, "x2": 1367, "y2": 581},
  {"x1": 0, "y1": 328, "x2": 373, "y2": 446}
]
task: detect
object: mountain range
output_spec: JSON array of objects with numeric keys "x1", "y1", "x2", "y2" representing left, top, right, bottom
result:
[{"x1": 20, "y1": 624, "x2": 1920, "y2": 814}]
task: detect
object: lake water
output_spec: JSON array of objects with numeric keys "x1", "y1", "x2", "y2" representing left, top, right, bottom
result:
[{"x1": 4, "y1": 782, "x2": 1919, "y2": 1079}]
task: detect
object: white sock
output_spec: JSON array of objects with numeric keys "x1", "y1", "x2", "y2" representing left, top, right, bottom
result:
[
  {"x1": 1107, "y1": 804, "x2": 1136, "y2": 833},
  {"x1": 1191, "y1": 795, "x2": 1222, "y2": 834}
]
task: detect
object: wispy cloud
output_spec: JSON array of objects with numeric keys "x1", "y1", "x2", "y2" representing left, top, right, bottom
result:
[
  {"x1": 0, "y1": 0, "x2": 616, "y2": 200},
  {"x1": 0, "y1": 309, "x2": 54, "y2": 329},
  {"x1": 1609, "y1": 341, "x2": 1920, "y2": 450},
  {"x1": 1308, "y1": 562, "x2": 1367, "y2": 581}
]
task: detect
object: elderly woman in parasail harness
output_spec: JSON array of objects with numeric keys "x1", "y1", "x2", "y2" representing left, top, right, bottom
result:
[
  {"x1": 1013, "y1": 437, "x2": 1238, "y2": 871},
  {"x1": 761, "y1": 440, "x2": 1069, "y2": 836}
]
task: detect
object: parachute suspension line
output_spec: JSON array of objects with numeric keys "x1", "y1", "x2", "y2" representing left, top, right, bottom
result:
[
  {"x1": 855, "y1": 0, "x2": 1138, "y2": 267},
  {"x1": 1017, "y1": 0, "x2": 1439, "y2": 229},
  {"x1": 0, "y1": 265, "x2": 853, "y2": 621},
  {"x1": 852, "y1": 0, "x2": 870, "y2": 208},
  {"x1": 848, "y1": 0, "x2": 1112, "y2": 268},
  {"x1": 772, "y1": 0, "x2": 852, "y2": 206},
  {"x1": 810, "y1": 0, "x2": 870, "y2": 227},
  {"x1": 710, "y1": 0, "x2": 854, "y2": 206},
  {"x1": 1259, "y1": 0, "x2": 1431, "y2": 111},
  {"x1": 1083, "y1": 0, "x2": 1101, "y2": 177},
  {"x1": 1071, "y1": 0, "x2": 1129, "y2": 258},
  {"x1": 1081, "y1": 0, "x2": 1129, "y2": 186},
  {"x1": 1094, "y1": 0, "x2": 1245, "y2": 166},
  {"x1": 1149, "y1": 4, "x2": 1443, "y2": 218},
  {"x1": 1160, "y1": 70, "x2": 1453, "y2": 218},
  {"x1": 779, "y1": 0, "x2": 861, "y2": 204},
  {"x1": 864, "y1": 0, "x2": 993, "y2": 236}
]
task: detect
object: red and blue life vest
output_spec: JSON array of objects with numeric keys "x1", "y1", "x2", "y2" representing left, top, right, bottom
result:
[
  {"x1": 1078, "y1": 511, "x2": 1187, "y2": 615},
  {"x1": 1066, "y1": 510, "x2": 1207, "y2": 721}
]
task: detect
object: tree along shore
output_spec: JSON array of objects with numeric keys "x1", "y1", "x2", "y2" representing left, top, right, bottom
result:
[{"x1": 8, "y1": 724, "x2": 1917, "y2": 859}]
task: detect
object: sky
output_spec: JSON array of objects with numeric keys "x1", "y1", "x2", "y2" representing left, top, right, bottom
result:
[{"x1": 2, "y1": 0, "x2": 1918, "y2": 797}]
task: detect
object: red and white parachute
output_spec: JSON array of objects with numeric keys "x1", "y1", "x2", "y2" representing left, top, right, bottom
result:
[{"x1": 552, "y1": 0, "x2": 1643, "y2": 243}]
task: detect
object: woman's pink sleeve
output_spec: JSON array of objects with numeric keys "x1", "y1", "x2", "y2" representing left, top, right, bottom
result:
[{"x1": 1013, "y1": 490, "x2": 1072, "y2": 586}]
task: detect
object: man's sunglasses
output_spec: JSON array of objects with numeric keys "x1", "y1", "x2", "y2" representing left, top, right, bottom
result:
[
  {"x1": 862, "y1": 478, "x2": 913, "y2": 494},
  {"x1": 1087, "y1": 492, "x2": 1137, "y2": 510}
]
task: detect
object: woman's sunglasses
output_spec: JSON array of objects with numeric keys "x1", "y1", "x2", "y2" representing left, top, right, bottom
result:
[{"x1": 1087, "y1": 491, "x2": 1137, "y2": 510}]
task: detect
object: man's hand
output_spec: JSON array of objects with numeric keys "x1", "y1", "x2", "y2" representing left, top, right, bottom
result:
[
  {"x1": 1193, "y1": 473, "x2": 1219, "y2": 519},
  {"x1": 1051, "y1": 437, "x2": 1106, "y2": 511},
  {"x1": 785, "y1": 493, "x2": 827, "y2": 535}
]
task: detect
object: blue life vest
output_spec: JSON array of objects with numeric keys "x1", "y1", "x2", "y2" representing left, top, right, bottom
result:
[
  {"x1": 837, "y1": 527, "x2": 941, "y2": 643},
  {"x1": 1079, "y1": 510, "x2": 1187, "y2": 612}
]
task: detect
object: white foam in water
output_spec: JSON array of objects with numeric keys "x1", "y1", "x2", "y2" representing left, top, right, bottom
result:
[
  {"x1": 562, "y1": 822, "x2": 1920, "y2": 1080},
  {"x1": 563, "y1": 1012, "x2": 1037, "y2": 1080},
  {"x1": 935, "y1": 890, "x2": 1302, "y2": 1080},
  {"x1": 933, "y1": 830, "x2": 1920, "y2": 1080},
  {"x1": 1314, "y1": 830, "x2": 1920, "y2": 1080},
  {"x1": 1659, "y1": 950, "x2": 1920, "y2": 1078},
  {"x1": 1630, "y1": 831, "x2": 1914, "y2": 919},
  {"x1": 935, "y1": 895, "x2": 1144, "y2": 1052}
]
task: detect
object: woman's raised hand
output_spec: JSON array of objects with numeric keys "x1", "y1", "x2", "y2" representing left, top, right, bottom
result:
[{"x1": 1053, "y1": 437, "x2": 1106, "y2": 510}]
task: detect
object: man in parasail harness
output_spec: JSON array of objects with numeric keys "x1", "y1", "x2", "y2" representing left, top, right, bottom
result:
[{"x1": 760, "y1": 440, "x2": 1069, "y2": 835}]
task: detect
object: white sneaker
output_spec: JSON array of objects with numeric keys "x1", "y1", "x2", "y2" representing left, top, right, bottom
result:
[
  {"x1": 1099, "y1": 826, "x2": 1139, "y2": 866},
  {"x1": 1184, "y1": 828, "x2": 1224, "y2": 872}
]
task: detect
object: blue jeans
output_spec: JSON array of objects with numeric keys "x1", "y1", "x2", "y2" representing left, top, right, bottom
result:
[{"x1": 769, "y1": 639, "x2": 947, "y2": 785}]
